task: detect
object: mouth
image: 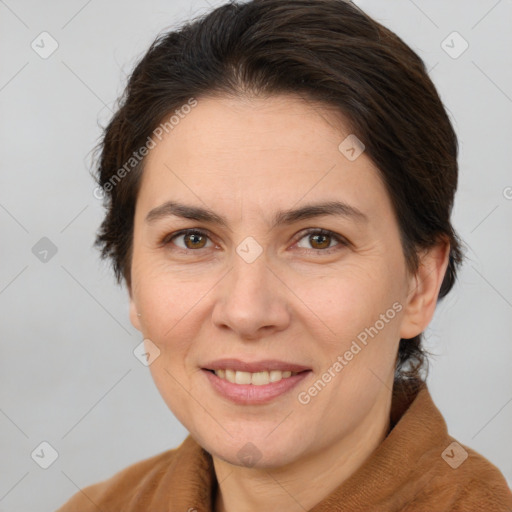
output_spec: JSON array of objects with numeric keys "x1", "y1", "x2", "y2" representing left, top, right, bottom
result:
[{"x1": 201, "y1": 359, "x2": 312, "y2": 405}]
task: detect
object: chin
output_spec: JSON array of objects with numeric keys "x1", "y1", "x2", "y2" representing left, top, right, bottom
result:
[
  {"x1": 212, "y1": 444, "x2": 300, "y2": 469},
  {"x1": 196, "y1": 427, "x2": 305, "y2": 469}
]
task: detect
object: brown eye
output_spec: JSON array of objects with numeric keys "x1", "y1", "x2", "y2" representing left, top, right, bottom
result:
[
  {"x1": 309, "y1": 232, "x2": 331, "y2": 249},
  {"x1": 167, "y1": 229, "x2": 213, "y2": 250},
  {"x1": 183, "y1": 232, "x2": 207, "y2": 249},
  {"x1": 295, "y1": 229, "x2": 347, "y2": 252}
]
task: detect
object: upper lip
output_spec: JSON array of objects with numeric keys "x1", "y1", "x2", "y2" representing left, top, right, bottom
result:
[{"x1": 202, "y1": 358, "x2": 311, "y2": 373}]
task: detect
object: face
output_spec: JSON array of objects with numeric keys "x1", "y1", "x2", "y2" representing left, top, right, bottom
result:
[{"x1": 129, "y1": 94, "x2": 423, "y2": 468}]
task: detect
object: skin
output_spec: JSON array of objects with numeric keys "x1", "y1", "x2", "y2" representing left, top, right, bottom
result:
[{"x1": 128, "y1": 94, "x2": 449, "y2": 512}]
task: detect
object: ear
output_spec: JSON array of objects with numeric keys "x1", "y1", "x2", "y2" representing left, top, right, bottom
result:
[
  {"x1": 399, "y1": 238, "x2": 451, "y2": 340},
  {"x1": 129, "y1": 290, "x2": 142, "y2": 332}
]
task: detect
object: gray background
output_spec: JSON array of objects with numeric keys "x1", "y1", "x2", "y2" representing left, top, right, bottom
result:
[{"x1": 0, "y1": 0, "x2": 511, "y2": 510}]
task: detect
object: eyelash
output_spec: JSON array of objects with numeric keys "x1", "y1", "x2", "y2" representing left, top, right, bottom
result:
[{"x1": 160, "y1": 228, "x2": 349, "y2": 255}]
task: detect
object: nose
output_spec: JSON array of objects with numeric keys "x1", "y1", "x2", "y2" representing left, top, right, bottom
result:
[{"x1": 211, "y1": 251, "x2": 291, "y2": 341}]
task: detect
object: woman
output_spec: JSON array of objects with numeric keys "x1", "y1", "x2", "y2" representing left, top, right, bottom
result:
[{"x1": 57, "y1": 0, "x2": 512, "y2": 510}]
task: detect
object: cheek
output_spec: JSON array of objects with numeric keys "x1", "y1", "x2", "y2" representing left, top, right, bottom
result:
[
  {"x1": 312, "y1": 263, "x2": 396, "y2": 333},
  {"x1": 132, "y1": 269, "x2": 185, "y2": 348},
  {"x1": 305, "y1": 262, "x2": 405, "y2": 386},
  {"x1": 135, "y1": 272, "x2": 204, "y2": 420},
  {"x1": 132, "y1": 266, "x2": 218, "y2": 370},
  {"x1": 132, "y1": 255, "x2": 188, "y2": 326}
]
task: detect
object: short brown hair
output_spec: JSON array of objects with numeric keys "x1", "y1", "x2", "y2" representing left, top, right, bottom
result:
[{"x1": 93, "y1": 0, "x2": 465, "y2": 382}]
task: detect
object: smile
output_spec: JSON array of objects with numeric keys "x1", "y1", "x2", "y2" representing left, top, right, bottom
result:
[
  {"x1": 202, "y1": 367, "x2": 311, "y2": 405},
  {"x1": 211, "y1": 369, "x2": 299, "y2": 385}
]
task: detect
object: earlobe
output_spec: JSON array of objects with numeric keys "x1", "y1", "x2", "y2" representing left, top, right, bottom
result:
[
  {"x1": 399, "y1": 239, "x2": 451, "y2": 340},
  {"x1": 129, "y1": 298, "x2": 142, "y2": 332}
]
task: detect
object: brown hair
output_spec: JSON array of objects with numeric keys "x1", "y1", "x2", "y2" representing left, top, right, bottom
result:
[{"x1": 93, "y1": 0, "x2": 465, "y2": 382}]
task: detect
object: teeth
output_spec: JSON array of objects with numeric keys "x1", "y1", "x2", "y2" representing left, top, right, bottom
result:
[
  {"x1": 252, "y1": 371, "x2": 270, "y2": 385},
  {"x1": 270, "y1": 370, "x2": 289, "y2": 382},
  {"x1": 214, "y1": 369, "x2": 297, "y2": 385},
  {"x1": 235, "y1": 371, "x2": 252, "y2": 385}
]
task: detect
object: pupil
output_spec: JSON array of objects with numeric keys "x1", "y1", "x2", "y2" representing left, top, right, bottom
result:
[
  {"x1": 188, "y1": 233, "x2": 203, "y2": 248},
  {"x1": 313, "y1": 234, "x2": 329, "y2": 248}
]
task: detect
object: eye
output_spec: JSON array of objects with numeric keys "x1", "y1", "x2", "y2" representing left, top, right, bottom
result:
[
  {"x1": 161, "y1": 228, "x2": 349, "y2": 254},
  {"x1": 294, "y1": 228, "x2": 348, "y2": 253},
  {"x1": 163, "y1": 229, "x2": 214, "y2": 251}
]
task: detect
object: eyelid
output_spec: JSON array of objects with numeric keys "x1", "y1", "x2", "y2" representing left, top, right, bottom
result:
[
  {"x1": 294, "y1": 227, "x2": 349, "y2": 252},
  {"x1": 161, "y1": 227, "x2": 349, "y2": 252},
  {"x1": 160, "y1": 228, "x2": 216, "y2": 249}
]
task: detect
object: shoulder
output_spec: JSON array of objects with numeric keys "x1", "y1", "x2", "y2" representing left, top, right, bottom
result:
[
  {"x1": 406, "y1": 438, "x2": 512, "y2": 511},
  {"x1": 448, "y1": 442, "x2": 512, "y2": 509},
  {"x1": 56, "y1": 441, "x2": 186, "y2": 511},
  {"x1": 385, "y1": 383, "x2": 512, "y2": 511}
]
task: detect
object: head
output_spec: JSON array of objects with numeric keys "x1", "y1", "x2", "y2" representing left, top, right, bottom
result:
[{"x1": 93, "y1": 0, "x2": 465, "y2": 468}]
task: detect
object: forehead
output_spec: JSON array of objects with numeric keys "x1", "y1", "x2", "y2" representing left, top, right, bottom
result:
[
  {"x1": 137, "y1": 94, "x2": 393, "y2": 226},
  {"x1": 150, "y1": 93, "x2": 354, "y2": 162}
]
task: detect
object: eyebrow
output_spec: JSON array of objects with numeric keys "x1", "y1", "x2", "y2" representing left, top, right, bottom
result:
[{"x1": 145, "y1": 200, "x2": 368, "y2": 229}]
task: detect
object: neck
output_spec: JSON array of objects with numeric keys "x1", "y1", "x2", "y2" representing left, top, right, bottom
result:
[{"x1": 212, "y1": 386, "x2": 392, "y2": 512}]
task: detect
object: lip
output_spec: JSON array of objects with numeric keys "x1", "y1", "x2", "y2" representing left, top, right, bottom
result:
[
  {"x1": 202, "y1": 368, "x2": 311, "y2": 405},
  {"x1": 201, "y1": 358, "x2": 311, "y2": 373}
]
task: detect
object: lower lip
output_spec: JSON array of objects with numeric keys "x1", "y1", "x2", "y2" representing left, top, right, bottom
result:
[{"x1": 202, "y1": 369, "x2": 311, "y2": 405}]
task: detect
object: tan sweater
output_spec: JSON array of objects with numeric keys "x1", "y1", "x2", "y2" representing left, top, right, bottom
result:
[{"x1": 57, "y1": 380, "x2": 512, "y2": 511}]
